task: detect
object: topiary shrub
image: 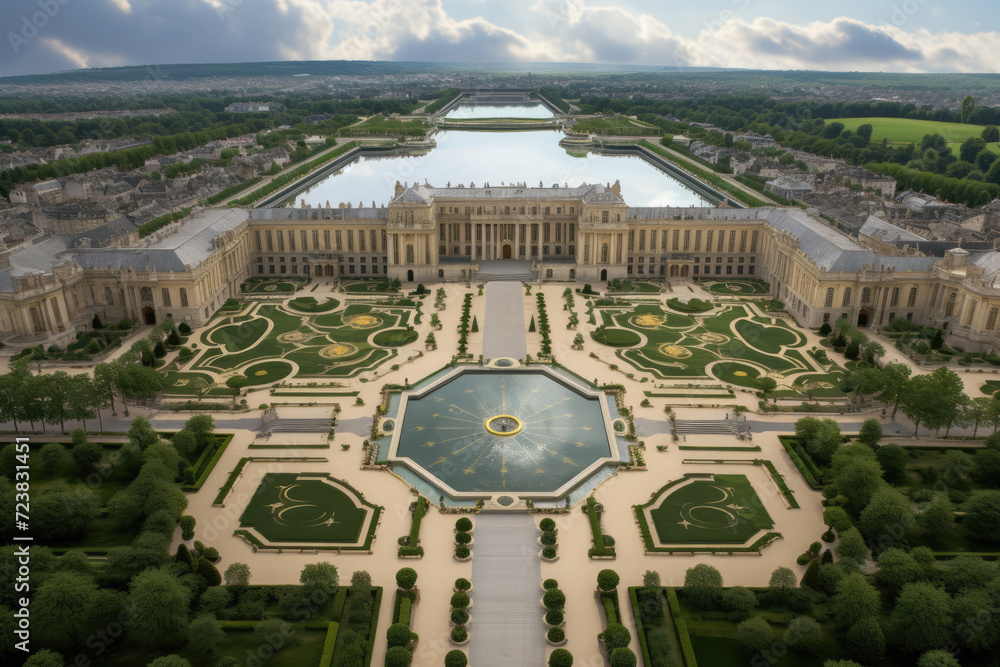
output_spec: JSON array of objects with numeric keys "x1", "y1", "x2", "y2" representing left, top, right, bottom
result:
[
  {"x1": 450, "y1": 625, "x2": 468, "y2": 643},
  {"x1": 609, "y1": 647, "x2": 637, "y2": 667},
  {"x1": 384, "y1": 646, "x2": 412, "y2": 667},
  {"x1": 454, "y1": 578, "x2": 471, "y2": 592},
  {"x1": 396, "y1": 567, "x2": 418, "y2": 590},
  {"x1": 540, "y1": 518, "x2": 556, "y2": 532},
  {"x1": 542, "y1": 546, "x2": 557, "y2": 559},
  {"x1": 178, "y1": 322, "x2": 191, "y2": 334},
  {"x1": 540, "y1": 531, "x2": 557, "y2": 546},
  {"x1": 444, "y1": 650, "x2": 468, "y2": 667},
  {"x1": 602, "y1": 624, "x2": 631, "y2": 651},
  {"x1": 203, "y1": 547, "x2": 219, "y2": 562},
  {"x1": 543, "y1": 588, "x2": 566, "y2": 611},
  {"x1": 455, "y1": 531, "x2": 472, "y2": 545},
  {"x1": 549, "y1": 648, "x2": 573, "y2": 667},
  {"x1": 543, "y1": 579, "x2": 559, "y2": 590},
  {"x1": 547, "y1": 627, "x2": 565, "y2": 643},
  {"x1": 597, "y1": 569, "x2": 620, "y2": 592},
  {"x1": 455, "y1": 517, "x2": 473, "y2": 532},
  {"x1": 387, "y1": 622, "x2": 415, "y2": 648},
  {"x1": 455, "y1": 545, "x2": 470, "y2": 559},
  {"x1": 179, "y1": 515, "x2": 196, "y2": 541},
  {"x1": 545, "y1": 609, "x2": 564, "y2": 626},
  {"x1": 450, "y1": 609, "x2": 469, "y2": 625},
  {"x1": 450, "y1": 592, "x2": 470, "y2": 609}
]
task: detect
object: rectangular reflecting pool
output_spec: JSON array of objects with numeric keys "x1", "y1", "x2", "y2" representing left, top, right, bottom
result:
[
  {"x1": 444, "y1": 103, "x2": 555, "y2": 119},
  {"x1": 296, "y1": 130, "x2": 710, "y2": 207}
]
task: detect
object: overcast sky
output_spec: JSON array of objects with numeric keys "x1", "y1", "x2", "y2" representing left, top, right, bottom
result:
[{"x1": 2, "y1": 0, "x2": 997, "y2": 77}]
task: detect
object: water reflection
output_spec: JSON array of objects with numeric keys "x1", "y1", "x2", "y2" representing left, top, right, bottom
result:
[
  {"x1": 444, "y1": 103, "x2": 555, "y2": 119},
  {"x1": 297, "y1": 130, "x2": 710, "y2": 207}
]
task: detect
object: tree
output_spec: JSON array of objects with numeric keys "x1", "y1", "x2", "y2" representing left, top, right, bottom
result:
[
  {"x1": 147, "y1": 657, "x2": 192, "y2": 667},
  {"x1": 185, "y1": 414, "x2": 215, "y2": 450},
  {"x1": 900, "y1": 369, "x2": 964, "y2": 436},
  {"x1": 962, "y1": 396, "x2": 994, "y2": 438},
  {"x1": 960, "y1": 136, "x2": 987, "y2": 162},
  {"x1": 39, "y1": 443, "x2": 65, "y2": 472},
  {"x1": 832, "y1": 572, "x2": 880, "y2": 628},
  {"x1": 384, "y1": 647, "x2": 412, "y2": 667},
  {"x1": 952, "y1": 589, "x2": 999, "y2": 651},
  {"x1": 876, "y1": 547, "x2": 921, "y2": 597},
  {"x1": 788, "y1": 616, "x2": 822, "y2": 655},
  {"x1": 186, "y1": 614, "x2": 225, "y2": 656},
  {"x1": 889, "y1": 582, "x2": 953, "y2": 653},
  {"x1": 736, "y1": 615, "x2": 773, "y2": 653},
  {"x1": 66, "y1": 374, "x2": 97, "y2": 431},
  {"x1": 126, "y1": 569, "x2": 192, "y2": 647},
  {"x1": 983, "y1": 125, "x2": 1000, "y2": 143},
  {"x1": 198, "y1": 587, "x2": 231, "y2": 614},
  {"x1": 846, "y1": 617, "x2": 885, "y2": 663},
  {"x1": 387, "y1": 622, "x2": 416, "y2": 649},
  {"x1": 876, "y1": 444, "x2": 908, "y2": 481},
  {"x1": 768, "y1": 566, "x2": 797, "y2": 591},
  {"x1": 23, "y1": 650, "x2": 65, "y2": 667},
  {"x1": 756, "y1": 377, "x2": 777, "y2": 397},
  {"x1": 41, "y1": 372, "x2": 74, "y2": 433},
  {"x1": 880, "y1": 363, "x2": 912, "y2": 419},
  {"x1": 300, "y1": 562, "x2": 338, "y2": 594},
  {"x1": 857, "y1": 419, "x2": 882, "y2": 447},
  {"x1": 835, "y1": 527, "x2": 869, "y2": 566},
  {"x1": 128, "y1": 416, "x2": 160, "y2": 450},
  {"x1": 834, "y1": 455, "x2": 884, "y2": 513},
  {"x1": 224, "y1": 562, "x2": 251, "y2": 588},
  {"x1": 822, "y1": 506, "x2": 851, "y2": 534},
  {"x1": 445, "y1": 650, "x2": 468, "y2": 667},
  {"x1": 32, "y1": 572, "x2": 97, "y2": 648},
  {"x1": 721, "y1": 586, "x2": 758, "y2": 621},
  {"x1": 602, "y1": 623, "x2": 631, "y2": 651},
  {"x1": 859, "y1": 486, "x2": 914, "y2": 546},
  {"x1": 72, "y1": 438, "x2": 104, "y2": 470},
  {"x1": 942, "y1": 555, "x2": 994, "y2": 594},
  {"x1": 171, "y1": 430, "x2": 198, "y2": 459},
  {"x1": 92, "y1": 313, "x2": 103, "y2": 329},
  {"x1": 964, "y1": 490, "x2": 1000, "y2": 543},
  {"x1": 643, "y1": 570, "x2": 661, "y2": 588},
  {"x1": 34, "y1": 488, "x2": 97, "y2": 540},
  {"x1": 917, "y1": 493, "x2": 955, "y2": 545},
  {"x1": 254, "y1": 617, "x2": 291, "y2": 651},
  {"x1": 918, "y1": 650, "x2": 961, "y2": 667},
  {"x1": 395, "y1": 567, "x2": 417, "y2": 590},
  {"x1": 683, "y1": 564, "x2": 723, "y2": 609},
  {"x1": 801, "y1": 559, "x2": 823, "y2": 591}
]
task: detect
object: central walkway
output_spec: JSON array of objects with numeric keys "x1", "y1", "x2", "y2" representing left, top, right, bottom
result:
[
  {"x1": 483, "y1": 281, "x2": 527, "y2": 360},
  {"x1": 470, "y1": 514, "x2": 545, "y2": 666}
]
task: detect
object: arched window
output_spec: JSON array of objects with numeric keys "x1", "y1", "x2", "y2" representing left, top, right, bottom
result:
[
  {"x1": 140, "y1": 286, "x2": 153, "y2": 302},
  {"x1": 890, "y1": 287, "x2": 899, "y2": 307},
  {"x1": 161, "y1": 288, "x2": 171, "y2": 307},
  {"x1": 104, "y1": 286, "x2": 114, "y2": 306},
  {"x1": 946, "y1": 292, "x2": 957, "y2": 316},
  {"x1": 406, "y1": 244, "x2": 414, "y2": 264},
  {"x1": 179, "y1": 288, "x2": 188, "y2": 307},
  {"x1": 824, "y1": 288, "x2": 834, "y2": 308},
  {"x1": 907, "y1": 287, "x2": 918, "y2": 307},
  {"x1": 601, "y1": 243, "x2": 609, "y2": 263},
  {"x1": 987, "y1": 307, "x2": 998, "y2": 331},
  {"x1": 841, "y1": 287, "x2": 852, "y2": 307},
  {"x1": 569, "y1": 269, "x2": 575, "y2": 280},
  {"x1": 966, "y1": 301, "x2": 978, "y2": 326},
  {"x1": 861, "y1": 287, "x2": 872, "y2": 305}
]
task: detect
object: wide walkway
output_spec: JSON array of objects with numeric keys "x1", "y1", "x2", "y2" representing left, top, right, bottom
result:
[
  {"x1": 483, "y1": 281, "x2": 527, "y2": 360},
  {"x1": 470, "y1": 514, "x2": 544, "y2": 666}
]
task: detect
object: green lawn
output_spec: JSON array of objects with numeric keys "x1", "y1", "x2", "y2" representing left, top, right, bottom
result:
[
  {"x1": 591, "y1": 327, "x2": 642, "y2": 346},
  {"x1": 703, "y1": 279, "x2": 770, "y2": 295},
  {"x1": 239, "y1": 472, "x2": 380, "y2": 548},
  {"x1": 642, "y1": 474, "x2": 773, "y2": 545},
  {"x1": 288, "y1": 296, "x2": 341, "y2": 313},
  {"x1": 831, "y1": 117, "x2": 1000, "y2": 154},
  {"x1": 371, "y1": 328, "x2": 418, "y2": 347},
  {"x1": 242, "y1": 279, "x2": 298, "y2": 293},
  {"x1": 980, "y1": 380, "x2": 1000, "y2": 395},
  {"x1": 343, "y1": 280, "x2": 398, "y2": 293},
  {"x1": 571, "y1": 115, "x2": 660, "y2": 135}
]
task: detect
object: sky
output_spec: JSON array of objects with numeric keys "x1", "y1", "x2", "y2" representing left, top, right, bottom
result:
[{"x1": 1, "y1": 0, "x2": 998, "y2": 77}]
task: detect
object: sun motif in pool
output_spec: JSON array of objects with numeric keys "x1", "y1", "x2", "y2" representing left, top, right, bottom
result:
[
  {"x1": 633, "y1": 314, "x2": 665, "y2": 327},
  {"x1": 733, "y1": 371, "x2": 748, "y2": 377},
  {"x1": 255, "y1": 370, "x2": 268, "y2": 376},
  {"x1": 658, "y1": 344, "x2": 692, "y2": 358},
  {"x1": 320, "y1": 343, "x2": 359, "y2": 358},
  {"x1": 345, "y1": 314, "x2": 382, "y2": 328}
]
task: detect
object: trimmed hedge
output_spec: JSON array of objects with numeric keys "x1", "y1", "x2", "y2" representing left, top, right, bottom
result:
[
  {"x1": 331, "y1": 587, "x2": 348, "y2": 620},
  {"x1": 666, "y1": 588, "x2": 698, "y2": 667},
  {"x1": 779, "y1": 437, "x2": 822, "y2": 489},
  {"x1": 628, "y1": 588, "x2": 653, "y2": 667},
  {"x1": 399, "y1": 496, "x2": 428, "y2": 558},
  {"x1": 213, "y1": 457, "x2": 249, "y2": 504},
  {"x1": 364, "y1": 587, "x2": 383, "y2": 667},
  {"x1": 318, "y1": 621, "x2": 340, "y2": 667},
  {"x1": 758, "y1": 459, "x2": 800, "y2": 509},
  {"x1": 586, "y1": 496, "x2": 615, "y2": 558},
  {"x1": 181, "y1": 434, "x2": 234, "y2": 492}
]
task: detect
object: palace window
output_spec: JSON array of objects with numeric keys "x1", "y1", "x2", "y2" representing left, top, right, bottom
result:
[
  {"x1": 750, "y1": 230, "x2": 759, "y2": 253},
  {"x1": 161, "y1": 289, "x2": 171, "y2": 307},
  {"x1": 728, "y1": 231, "x2": 736, "y2": 253},
  {"x1": 255, "y1": 231, "x2": 262, "y2": 252},
  {"x1": 265, "y1": 230, "x2": 273, "y2": 252},
  {"x1": 946, "y1": 292, "x2": 957, "y2": 316},
  {"x1": 359, "y1": 231, "x2": 366, "y2": 252},
  {"x1": 908, "y1": 288, "x2": 918, "y2": 307},
  {"x1": 140, "y1": 287, "x2": 153, "y2": 302},
  {"x1": 335, "y1": 230, "x2": 342, "y2": 251},
  {"x1": 277, "y1": 232, "x2": 284, "y2": 252},
  {"x1": 601, "y1": 243, "x2": 609, "y2": 263},
  {"x1": 288, "y1": 230, "x2": 295, "y2": 251},
  {"x1": 672, "y1": 229, "x2": 680, "y2": 252},
  {"x1": 739, "y1": 230, "x2": 747, "y2": 253},
  {"x1": 825, "y1": 288, "x2": 834, "y2": 308},
  {"x1": 302, "y1": 230, "x2": 309, "y2": 251},
  {"x1": 180, "y1": 288, "x2": 188, "y2": 307},
  {"x1": 405, "y1": 244, "x2": 414, "y2": 264},
  {"x1": 890, "y1": 287, "x2": 900, "y2": 307},
  {"x1": 105, "y1": 286, "x2": 114, "y2": 306},
  {"x1": 967, "y1": 301, "x2": 978, "y2": 327},
  {"x1": 841, "y1": 288, "x2": 852, "y2": 307},
  {"x1": 987, "y1": 307, "x2": 998, "y2": 331},
  {"x1": 347, "y1": 231, "x2": 354, "y2": 252},
  {"x1": 324, "y1": 230, "x2": 330, "y2": 250},
  {"x1": 694, "y1": 230, "x2": 702, "y2": 252},
  {"x1": 684, "y1": 230, "x2": 690, "y2": 251},
  {"x1": 861, "y1": 287, "x2": 872, "y2": 305}
]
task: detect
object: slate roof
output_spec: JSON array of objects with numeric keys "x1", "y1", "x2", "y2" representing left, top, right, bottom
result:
[{"x1": 859, "y1": 216, "x2": 926, "y2": 244}]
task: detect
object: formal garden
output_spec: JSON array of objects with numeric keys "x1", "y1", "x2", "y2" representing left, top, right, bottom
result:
[
  {"x1": 162, "y1": 298, "x2": 420, "y2": 394},
  {"x1": 589, "y1": 300, "x2": 848, "y2": 397}
]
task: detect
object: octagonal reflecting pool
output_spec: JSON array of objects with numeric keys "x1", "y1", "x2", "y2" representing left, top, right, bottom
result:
[{"x1": 387, "y1": 367, "x2": 618, "y2": 499}]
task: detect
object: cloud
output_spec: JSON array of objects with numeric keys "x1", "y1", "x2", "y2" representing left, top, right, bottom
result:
[
  {"x1": 689, "y1": 16, "x2": 1000, "y2": 72},
  {"x1": 0, "y1": 1, "x2": 998, "y2": 77}
]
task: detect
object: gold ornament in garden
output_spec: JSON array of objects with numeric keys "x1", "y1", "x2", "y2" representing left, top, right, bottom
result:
[
  {"x1": 658, "y1": 343, "x2": 692, "y2": 358},
  {"x1": 345, "y1": 314, "x2": 382, "y2": 329},
  {"x1": 632, "y1": 314, "x2": 665, "y2": 328},
  {"x1": 320, "y1": 343, "x2": 359, "y2": 359}
]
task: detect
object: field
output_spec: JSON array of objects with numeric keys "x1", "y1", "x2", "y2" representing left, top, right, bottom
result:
[
  {"x1": 590, "y1": 300, "x2": 846, "y2": 396},
  {"x1": 831, "y1": 117, "x2": 1000, "y2": 154},
  {"x1": 571, "y1": 115, "x2": 660, "y2": 135}
]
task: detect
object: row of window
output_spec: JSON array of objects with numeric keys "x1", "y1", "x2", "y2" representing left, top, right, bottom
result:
[
  {"x1": 823, "y1": 286, "x2": 919, "y2": 309},
  {"x1": 103, "y1": 285, "x2": 189, "y2": 308},
  {"x1": 439, "y1": 205, "x2": 577, "y2": 217},
  {"x1": 254, "y1": 229, "x2": 387, "y2": 254},
  {"x1": 625, "y1": 229, "x2": 760, "y2": 254},
  {"x1": 439, "y1": 222, "x2": 577, "y2": 244}
]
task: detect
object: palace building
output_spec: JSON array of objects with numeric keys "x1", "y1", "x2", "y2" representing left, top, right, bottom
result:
[{"x1": 2, "y1": 182, "x2": 999, "y2": 354}]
